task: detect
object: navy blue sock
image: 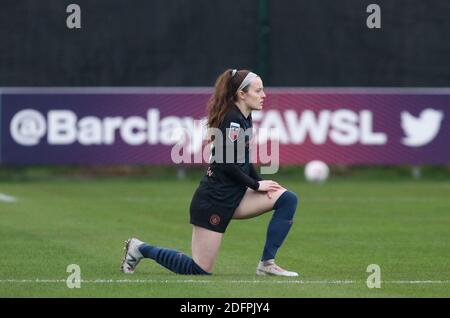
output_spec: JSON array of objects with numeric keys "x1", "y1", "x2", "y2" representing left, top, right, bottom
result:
[
  {"x1": 139, "y1": 244, "x2": 210, "y2": 275},
  {"x1": 261, "y1": 191, "x2": 298, "y2": 261}
]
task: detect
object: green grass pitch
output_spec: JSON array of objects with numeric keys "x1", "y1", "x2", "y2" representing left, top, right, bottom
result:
[{"x1": 0, "y1": 178, "x2": 449, "y2": 297}]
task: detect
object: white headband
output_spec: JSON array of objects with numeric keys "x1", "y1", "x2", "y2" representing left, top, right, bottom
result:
[{"x1": 237, "y1": 72, "x2": 258, "y2": 92}]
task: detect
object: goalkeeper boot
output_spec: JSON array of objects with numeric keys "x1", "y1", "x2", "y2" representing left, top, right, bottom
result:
[
  {"x1": 121, "y1": 237, "x2": 144, "y2": 274},
  {"x1": 256, "y1": 259, "x2": 299, "y2": 277}
]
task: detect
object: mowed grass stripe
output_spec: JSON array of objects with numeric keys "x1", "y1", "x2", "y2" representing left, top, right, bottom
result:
[{"x1": 0, "y1": 179, "x2": 449, "y2": 297}]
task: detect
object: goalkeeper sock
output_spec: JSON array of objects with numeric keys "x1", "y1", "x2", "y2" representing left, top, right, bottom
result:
[
  {"x1": 139, "y1": 244, "x2": 210, "y2": 275},
  {"x1": 261, "y1": 191, "x2": 298, "y2": 261}
]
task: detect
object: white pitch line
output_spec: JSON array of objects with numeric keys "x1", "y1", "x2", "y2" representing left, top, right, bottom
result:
[
  {"x1": 0, "y1": 279, "x2": 449, "y2": 285},
  {"x1": 383, "y1": 280, "x2": 450, "y2": 284},
  {"x1": 0, "y1": 193, "x2": 17, "y2": 203},
  {"x1": 306, "y1": 197, "x2": 449, "y2": 203}
]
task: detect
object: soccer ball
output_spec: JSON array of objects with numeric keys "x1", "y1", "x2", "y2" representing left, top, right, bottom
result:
[{"x1": 304, "y1": 160, "x2": 329, "y2": 183}]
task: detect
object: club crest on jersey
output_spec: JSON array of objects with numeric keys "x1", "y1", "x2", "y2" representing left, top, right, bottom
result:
[{"x1": 228, "y1": 122, "x2": 240, "y2": 142}]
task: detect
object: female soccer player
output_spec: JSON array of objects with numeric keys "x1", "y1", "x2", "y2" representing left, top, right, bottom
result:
[{"x1": 121, "y1": 69, "x2": 299, "y2": 276}]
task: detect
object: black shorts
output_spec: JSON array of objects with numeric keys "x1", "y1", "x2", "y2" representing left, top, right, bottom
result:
[{"x1": 189, "y1": 188, "x2": 243, "y2": 233}]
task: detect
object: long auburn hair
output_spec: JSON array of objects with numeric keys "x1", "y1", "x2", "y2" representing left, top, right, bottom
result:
[{"x1": 206, "y1": 69, "x2": 251, "y2": 135}]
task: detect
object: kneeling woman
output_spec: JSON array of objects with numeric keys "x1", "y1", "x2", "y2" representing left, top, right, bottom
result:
[{"x1": 121, "y1": 69, "x2": 299, "y2": 276}]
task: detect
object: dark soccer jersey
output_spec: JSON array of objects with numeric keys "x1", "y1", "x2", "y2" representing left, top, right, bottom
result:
[{"x1": 197, "y1": 104, "x2": 261, "y2": 209}]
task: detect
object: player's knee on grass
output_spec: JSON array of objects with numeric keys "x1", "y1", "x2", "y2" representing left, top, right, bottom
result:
[{"x1": 192, "y1": 259, "x2": 212, "y2": 275}]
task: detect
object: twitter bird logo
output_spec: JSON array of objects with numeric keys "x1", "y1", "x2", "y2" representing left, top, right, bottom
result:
[{"x1": 401, "y1": 109, "x2": 444, "y2": 147}]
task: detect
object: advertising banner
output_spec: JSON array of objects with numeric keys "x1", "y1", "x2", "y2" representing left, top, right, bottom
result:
[{"x1": 1, "y1": 88, "x2": 448, "y2": 165}]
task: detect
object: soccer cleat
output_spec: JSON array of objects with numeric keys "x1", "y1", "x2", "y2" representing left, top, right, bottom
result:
[
  {"x1": 120, "y1": 237, "x2": 144, "y2": 274},
  {"x1": 256, "y1": 260, "x2": 299, "y2": 277}
]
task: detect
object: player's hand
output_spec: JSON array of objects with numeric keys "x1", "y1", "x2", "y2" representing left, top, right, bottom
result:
[
  {"x1": 266, "y1": 190, "x2": 276, "y2": 199},
  {"x1": 257, "y1": 180, "x2": 282, "y2": 194}
]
